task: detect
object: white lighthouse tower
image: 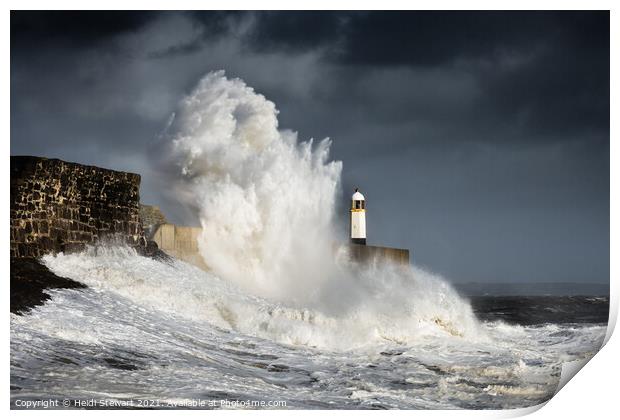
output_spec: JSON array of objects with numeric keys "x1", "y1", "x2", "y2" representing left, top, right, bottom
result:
[{"x1": 350, "y1": 188, "x2": 366, "y2": 245}]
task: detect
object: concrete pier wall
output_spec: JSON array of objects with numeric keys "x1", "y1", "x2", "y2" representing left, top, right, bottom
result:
[
  {"x1": 150, "y1": 224, "x2": 208, "y2": 270},
  {"x1": 347, "y1": 243, "x2": 410, "y2": 266},
  {"x1": 149, "y1": 223, "x2": 410, "y2": 272}
]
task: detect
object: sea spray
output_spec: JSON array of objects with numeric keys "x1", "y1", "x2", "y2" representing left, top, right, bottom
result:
[
  {"x1": 159, "y1": 70, "x2": 341, "y2": 303},
  {"x1": 16, "y1": 246, "x2": 607, "y2": 408},
  {"x1": 152, "y1": 70, "x2": 484, "y2": 344},
  {"x1": 41, "y1": 246, "x2": 483, "y2": 350}
]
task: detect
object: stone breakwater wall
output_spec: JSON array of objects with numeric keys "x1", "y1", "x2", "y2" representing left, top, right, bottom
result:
[
  {"x1": 347, "y1": 243, "x2": 410, "y2": 266},
  {"x1": 149, "y1": 223, "x2": 208, "y2": 270},
  {"x1": 10, "y1": 156, "x2": 147, "y2": 257}
]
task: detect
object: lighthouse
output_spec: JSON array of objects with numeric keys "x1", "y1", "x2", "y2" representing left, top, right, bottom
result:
[{"x1": 350, "y1": 188, "x2": 366, "y2": 245}]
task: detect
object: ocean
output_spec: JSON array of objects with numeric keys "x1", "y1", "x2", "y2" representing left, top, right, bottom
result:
[{"x1": 10, "y1": 246, "x2": 608, "y2": 410}]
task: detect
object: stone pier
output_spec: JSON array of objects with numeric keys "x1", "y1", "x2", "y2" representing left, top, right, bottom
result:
[
  {"x1": 347, "y1": 243, "x2": 410, "y2": 266},
  {"x1": 10, "y1": 156, "x2": 146, "y2": 257},
  {"x1": 150, "y1": 223, "x2": 208, "y2": 270}
]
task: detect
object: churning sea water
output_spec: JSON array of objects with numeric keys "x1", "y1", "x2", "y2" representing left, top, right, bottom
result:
[{"x1": 10, "y1": 246, "x2": 606, "y2": 410}]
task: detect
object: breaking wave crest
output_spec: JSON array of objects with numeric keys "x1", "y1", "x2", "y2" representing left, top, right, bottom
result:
[
  {"x1": 41, "y1": 246, "x2": 483, "y2": 350},
  {"x1": 159, "y1": 70, "x2": 341, "y2": 302}
]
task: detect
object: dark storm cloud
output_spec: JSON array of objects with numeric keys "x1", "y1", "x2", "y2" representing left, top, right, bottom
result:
[
  {"x1": 242, "y1": 11, "x2": 351, "y2": 53},
  {"x1": 146, "y1": 11, "x2": 249, "y2": 59},
  {"x1": 11, "y1": 10, "x2": 610, "y2": 144},
  {"x1": 10, "y1": 10, "x2": 158, "y2": 49},
  {"x1": 484, "y1": 46, "x2": 608, "y2": 136},
  {"x1": 240, "y1": 11, "x2": 609, "y2": 144},
  {"x1": 10, "y1": 11, "x2": 609, "y2": 286},
  {"x1": 243, "y1": 11, "x2": 607, "y2": 68},
  {"x1": 340, "y1": 12, "x2": 606, "y2": 68}
]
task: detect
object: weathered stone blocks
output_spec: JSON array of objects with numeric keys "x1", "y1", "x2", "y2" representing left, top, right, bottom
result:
[{"x1": 10, "y1": 156, "x2": 147, "y2": 257}]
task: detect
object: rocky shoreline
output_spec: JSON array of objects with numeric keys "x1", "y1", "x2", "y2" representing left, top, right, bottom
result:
[{"x1": 10, "y1": 257, "x2": 86, "y2": 314}]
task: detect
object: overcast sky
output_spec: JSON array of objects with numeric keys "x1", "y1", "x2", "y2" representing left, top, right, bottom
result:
[{"x1": 10, "y1": 11, "x2": 609, "y2": 284}]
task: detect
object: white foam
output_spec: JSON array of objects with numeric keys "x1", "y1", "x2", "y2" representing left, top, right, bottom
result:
[
  {"x1": 159, "y1": 70, "x2": 341, "y2": 302},
  {"x1": 41, "y1": 246, "x2": 483, "y2": 351}
]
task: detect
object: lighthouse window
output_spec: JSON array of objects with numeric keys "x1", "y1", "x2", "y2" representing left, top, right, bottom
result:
[
  {"x1": 361, "y1": 201, "x2": 365, "y2": 209},
  {"x1": 355, "y1": 200, "x2": 361, "y2": 209}
]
